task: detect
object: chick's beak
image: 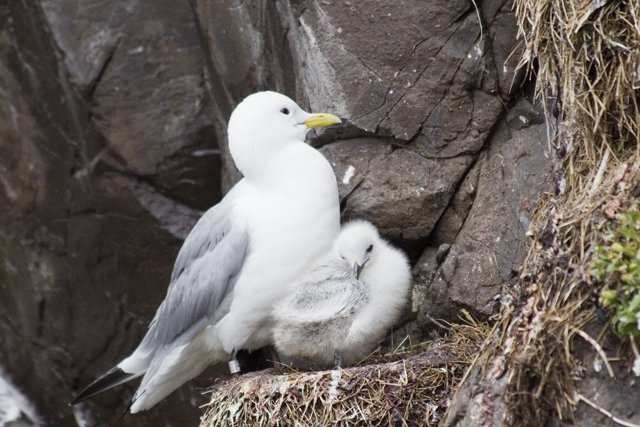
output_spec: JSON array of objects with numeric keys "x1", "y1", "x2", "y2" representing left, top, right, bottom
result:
[
  {"x1": 303, "y1": 113, "x2": 342, "y2": 128},
  {"x1": 353, "y1": 259, "x2": 369, "y2": 280}
]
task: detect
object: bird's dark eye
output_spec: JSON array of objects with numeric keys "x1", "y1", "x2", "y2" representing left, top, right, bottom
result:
[
  {"x1": 366, "y1": 245, "x2": 373, "y2": 253},
  {"x1": 340, "y1": 255, "x2": 345, "y2": 260},
  {"x1": 281, "y1": 108, "x2": 290, "y2": 115}
]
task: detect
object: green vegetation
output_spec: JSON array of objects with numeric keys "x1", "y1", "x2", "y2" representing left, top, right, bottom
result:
[{"x1": 591, "y1": 212, "x2": 640, "y2": 338}]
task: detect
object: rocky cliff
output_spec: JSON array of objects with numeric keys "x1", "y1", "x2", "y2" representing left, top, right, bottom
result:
[{"x1": 0, "y1": 0, "x2": 552, "y2": 425}]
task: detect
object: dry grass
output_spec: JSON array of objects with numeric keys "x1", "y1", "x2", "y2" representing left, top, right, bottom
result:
[
  {"x1": 443, "y1": 0, "x2": 640, "y2": 425},
  {"x1": 482, "y1": 148, "x2": 640, "y2": 425},
  {"x1": 516, "y1": 0, "x2": 640, "y2": 152},
  {"x1": 200, "y1": 323, "x2": 489, "y2": 427}
]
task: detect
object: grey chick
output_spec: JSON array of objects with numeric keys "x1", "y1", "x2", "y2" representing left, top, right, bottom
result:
[{"x1": 272, "y1": 220, "x2": 411, "y2": 367}]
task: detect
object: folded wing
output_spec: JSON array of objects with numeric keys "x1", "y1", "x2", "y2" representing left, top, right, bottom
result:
[
  {"x1": 285, "y1": 264, "x2": 368, "y2": 324},
  {"x1": 71, "y1": 196, "x2": 249, "y2": 406}
]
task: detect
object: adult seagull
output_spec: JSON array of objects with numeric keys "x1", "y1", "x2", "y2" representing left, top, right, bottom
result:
[{"x1": 70, "y1": 91, "x2": 342, "y2": 412}]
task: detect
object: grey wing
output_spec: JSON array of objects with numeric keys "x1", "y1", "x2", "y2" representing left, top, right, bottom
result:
[
  {"x1": 138, "y1": 197, "x2": 249, "y2": 351},
  {"x1": 287, "y1": 265, "x2": 368, "y2": 324}
]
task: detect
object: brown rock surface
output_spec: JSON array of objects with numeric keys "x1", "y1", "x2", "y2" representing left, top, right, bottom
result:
[
  {"x1": 0, "y1": 1, "x2": 217, "y2": 426},
  {"x1": 419, "y1": 97, "x2": 553, "y2": 322},
  {"x1": 341, "y1": 148, "x2": 475, "y2": 242}
]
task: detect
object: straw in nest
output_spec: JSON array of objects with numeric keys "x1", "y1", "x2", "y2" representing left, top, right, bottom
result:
[{"x1": 201, "y1": 323, "x2": 488, "y2": 427}]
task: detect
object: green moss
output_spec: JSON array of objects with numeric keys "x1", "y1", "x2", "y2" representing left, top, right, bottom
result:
[{"x1": 591, "y1": 212, "x2": 640, "y2": 338}]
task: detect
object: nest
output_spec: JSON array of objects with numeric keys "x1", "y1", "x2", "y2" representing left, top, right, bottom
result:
[
  {"x1": 443, "y1": 0, "x2": 640, "y2": 425},
  {"x1": 200, "y1": 323, "x2": 488, "y2": 427}
]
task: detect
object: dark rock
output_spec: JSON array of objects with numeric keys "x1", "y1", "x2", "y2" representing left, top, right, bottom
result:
[
  {"x1": 343, "y1": 150, "x2": 475, "y2": 242},
  {"x1": 558, "y1": 326, "x2": 640, "y2": 427},
  {"x1": 410, "y1": 89, "x2": 505, "y2": 158},
  {"x1": 419, "y1": 97, "x2": 554, "y2": 322},
  {"x1": 442, "y1": 364, "x2": 509, "y2": 427},
  {"x1": 319, "y1": 137, "x2": 393, "y2": 203},
  {"x1": 410, "y1": 247, "x2": 439, "y2": 316},
  {"x1": 0, "y1": 0, "x2": 219, "y2": 426},
  {"x1": 322, "y1": 139, "x2": 475, "y2": 244},
  {"x1": 436, "y1": 244, "x2": 452, "y2": 264},
  {"x1": 41, "y1": 0, "x2": 221, "y2": 207},
  {"x1": 288, "y1": 0, "x2": 509, "y2": 162},
  {"x1": 190, "y1": 0, "x2": 266, "y2": 193},
  {"x1": 506, "y1": 97, "x2": 545, "y2": 130},
  {"x1": 483, "y1": 0, "x2": 527, "y2": 95},
  {"x1": 429, "y1": 161, "x2": 481, "y2": 246}
]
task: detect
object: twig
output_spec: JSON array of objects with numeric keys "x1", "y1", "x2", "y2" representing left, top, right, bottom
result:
[
  {"x1": 393, "y1": 335, "x2": 411, "y2": 354},
  {"x1": 570, "y1": 327, "x2": 616, "y2": 380},
  {"x1": 469, "y1": 0, "x2": 483, "y2": 42},
  {"x1": 424, "y1": 314, "x2": 452, "y2": 331},
  {"x1": 483, "y1": 154, "x2": 505, "y2": 176},
  {"x1": 589, "y1": 148, "x2": 610, "y2": 196},
  {"x1": 630, "y1": 335, "x2": 640, "y2": 359},
  {"x1": 578, "y1": 393, "x2": 640, "y2": 427}
]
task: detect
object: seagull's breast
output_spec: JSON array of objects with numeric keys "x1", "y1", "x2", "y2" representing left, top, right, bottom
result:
[{"x1": 213, "y1": 143, "x2": 340, "y2": 352}]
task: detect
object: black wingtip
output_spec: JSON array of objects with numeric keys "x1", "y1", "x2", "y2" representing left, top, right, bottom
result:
[
  {"x1": 115, "y1": 393, "x2": 138, "y2": 426},
  {"x1": 70, "y1": 366, "x2": 137, "y2": 405}
]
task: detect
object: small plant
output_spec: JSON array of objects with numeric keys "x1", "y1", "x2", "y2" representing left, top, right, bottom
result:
[{"x1": 591, "y1": 212, "x2": 640, "y2": 338}]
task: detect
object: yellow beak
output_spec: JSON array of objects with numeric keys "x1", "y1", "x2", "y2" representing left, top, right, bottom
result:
[{"x1": 303, "y1": 113, "x2": 342, "y2": 128}]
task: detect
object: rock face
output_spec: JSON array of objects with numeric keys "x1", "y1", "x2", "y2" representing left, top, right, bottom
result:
[
  {"x1": 419, "y1": 97, "x2": 551, "y2": 321},
  {"x1": 0, "y1": 0, "x2": 551, "y2": 426}
]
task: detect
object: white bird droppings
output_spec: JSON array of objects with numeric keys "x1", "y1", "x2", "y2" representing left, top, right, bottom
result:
[
  {"x1": 473, "y1": 46, "x2": 483, "y2": 60},
  {"x1": 342, "y1": 165, "x2": 356, "y2": 184},
  {"x1": 128, "y1": 45, "x2": 145, "y2": 55}
]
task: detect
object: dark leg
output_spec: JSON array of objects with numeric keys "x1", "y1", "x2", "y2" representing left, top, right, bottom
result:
[
  {"x1": 266, "y1": 345, "x2": 281, "y2": 370},
  {"x1": 333, "y1": 349, "x2": 343, "y2": 369},
  {"x1": 229, "y1": 349, "x2": 241, "y2": 377}
]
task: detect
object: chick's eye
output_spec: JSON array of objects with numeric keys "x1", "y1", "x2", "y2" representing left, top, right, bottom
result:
[
  {"x1": 366, "y1": 245, "x2": 373, "y2": 253},
  {"x1": 280, "y1": 108, "x2": 290, "y2": 115}
]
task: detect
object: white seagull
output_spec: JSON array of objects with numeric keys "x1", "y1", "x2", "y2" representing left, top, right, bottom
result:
[
  {"x1": 71, "y1": 91, "x2": 342, "y2": 412},
  {"x1": 272, "y1": 220, "x2": 411, "y2": 368}
]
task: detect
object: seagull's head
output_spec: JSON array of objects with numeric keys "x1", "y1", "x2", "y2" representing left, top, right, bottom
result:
[
  {"x1": 335, "y1": 220, "x2": 380, "y2": 280},
  {"x1": 227, "y1": 91, "x2": 341, "y2": 177}
]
